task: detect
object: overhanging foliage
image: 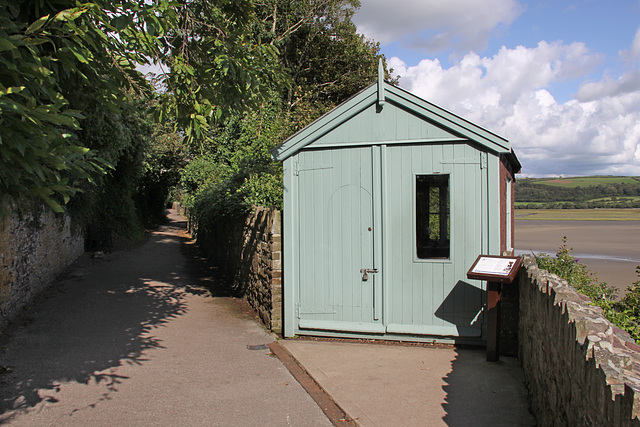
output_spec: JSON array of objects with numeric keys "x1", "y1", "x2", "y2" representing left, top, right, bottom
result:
[{"x1": 1, "y1": 0, "x2": 285, "y2": 214}]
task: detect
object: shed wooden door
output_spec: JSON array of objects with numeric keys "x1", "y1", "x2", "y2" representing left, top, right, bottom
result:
[
  {"x1": 296, "y1": 147, "x2": 384, "y2": 333},
  {"x1": 383, "y1": 143, "x2": 486, "y2": 337}
]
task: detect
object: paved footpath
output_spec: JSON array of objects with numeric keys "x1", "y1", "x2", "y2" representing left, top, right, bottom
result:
[{"x1": 0, "y1": 210, "x2": 331, "y2": 426}]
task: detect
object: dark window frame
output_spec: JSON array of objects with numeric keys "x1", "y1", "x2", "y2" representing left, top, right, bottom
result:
[{"x1": 416, "y1": 174, "x2": 450, "y2": 259}]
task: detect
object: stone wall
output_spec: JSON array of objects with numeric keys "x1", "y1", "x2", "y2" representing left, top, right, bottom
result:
[
  {"x1": 519, "y1": 254, "x2": 640, "y2": 426},
  {"x1": 192, "y1": 206, "x2": 282, "y2": 333},
  {"x1": 0, "y1": 203, "x2": 84, "y2": 330}
]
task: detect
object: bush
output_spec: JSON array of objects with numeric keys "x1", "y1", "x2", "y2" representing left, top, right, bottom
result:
[
  {"x1": 177, "y1": 100, "x2": 290, "y2": 234},
  {"x1": 608, "y1": 267, "x2": 640, "y2": 341},
  {"x1": 536, "y1": 237, "x2": 640, "y2": 342}
]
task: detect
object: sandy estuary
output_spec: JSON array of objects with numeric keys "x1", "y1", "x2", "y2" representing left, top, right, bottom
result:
[{"x1": 515, "y1": 220, "x2": 640, "y2": 293}]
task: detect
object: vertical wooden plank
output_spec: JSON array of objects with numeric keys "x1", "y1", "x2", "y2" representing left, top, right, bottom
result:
[
  {"x1": 355, "y1": 148, "x2": 363, "y2": 322},
  {"x1": 401, "y1": 145, "x2": 413, "y2": 325},
  {"x1": 297, "y1": 153, "x2": 309, "y2": 315},
  {"x1": 314, "y1": 151, "x2": 325, "y2": 315},
  {"x1": 463, "y1": 146, "x2": 480, "y2": 326},
  {"x1": 473, "y1": 147, "x2": 485, "y2": 324},
  {"x1": 343, "y1": 148, "x2": 353, "y2": 320},
  {"x1": 388, "y1": 146, "x2": 404, "y2": 325},
  {"x1": 365, "y1": 147, "x2": 375, "y2": 321},
  {"x1": 481, "y1": 151, "x2": 489, "y2": 255},
  {"x1": 381, "y1": 144, "x2": 392, "y2": 327},
  {"x1": 357, "y1": 147, "x2": 367, "y2": 322},
  {"x1": 428, "y1": 144, "x2": 443, "y2": 328},
  {"x1": 323, "y1": 149, "x2": 336, "y2": 320},
  {"x1": 372, "y1": 145, "x2": 383, "y2": 322},
  {"x1": 442, "y1": 144, "x2": 457, "y2": 327},
  {"x1": 309, "y1": 151, "x2": 318, "y2": 314},
  {"x1": 479, "y1": 149, "x2": 490, "y2": 336},
  {"x1": 447, "y1": 144, "x2": 459, "y2": 326},
  {"x1": 411, "y1": 145, "x2": 422, "y2": 325},
  {"x1": 297, "y1": 152, "x2": 313, "y2": 315},
  {"x1": 487, "y1": 154, "x2": 500, "y2": 255},
  {"x1": 283, "y1": 157, "x2": 296, "y2": 337}
]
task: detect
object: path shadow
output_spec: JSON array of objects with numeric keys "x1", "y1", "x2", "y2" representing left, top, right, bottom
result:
[
  {"x1": 441, "y1": 347, "x2": 535, "y2": 426},
  {"x1": 180, "y1": 235, "x2": 238, "y2": 298},
  {"x1": 0, "y1": 210, "x2": 225, "y2": 420}
]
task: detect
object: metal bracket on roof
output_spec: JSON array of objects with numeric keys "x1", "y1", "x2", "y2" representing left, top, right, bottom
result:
[{"x1": 377, "y1": 58, "x2": 385, "y2": 108}]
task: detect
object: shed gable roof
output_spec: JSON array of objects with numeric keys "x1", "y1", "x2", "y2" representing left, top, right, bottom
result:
[{"x1": 272, "y1": 81, "x2": 513, "y2": 162}]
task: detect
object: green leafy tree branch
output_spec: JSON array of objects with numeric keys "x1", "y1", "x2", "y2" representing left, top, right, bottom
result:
[{"x1": 1, "y1": 0, "x2": 286, "y2": 214}]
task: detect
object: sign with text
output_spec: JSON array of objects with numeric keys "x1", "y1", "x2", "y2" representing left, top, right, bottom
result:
[{"x1": 467, "y1": 255, "x2": 522, "y2": 284}]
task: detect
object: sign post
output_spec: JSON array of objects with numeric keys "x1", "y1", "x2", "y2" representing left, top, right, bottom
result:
[{"x1": 467, "y1": 255, "x2": 522, "y2": 362}]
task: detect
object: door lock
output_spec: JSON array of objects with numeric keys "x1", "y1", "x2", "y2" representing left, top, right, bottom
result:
[{"x1": 360, "y1": 268, "x2": 379, "y2": 281}]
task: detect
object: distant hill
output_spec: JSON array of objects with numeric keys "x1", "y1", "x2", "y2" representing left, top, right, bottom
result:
[{"x1": 515, "y1": 176, "x2": 640, "y2": 209}]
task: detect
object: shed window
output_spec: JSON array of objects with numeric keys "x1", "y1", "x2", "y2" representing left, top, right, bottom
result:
[{"x1": 416, "y1": 175, "x2": 450, "y2": 259}]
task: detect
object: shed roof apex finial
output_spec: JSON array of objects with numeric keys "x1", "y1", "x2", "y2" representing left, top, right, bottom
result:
[{"x1": 377, "y1": 58, "x2": 385, "y2": 106}]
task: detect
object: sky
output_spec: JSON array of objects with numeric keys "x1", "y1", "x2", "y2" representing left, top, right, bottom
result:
[{"x1": 352, "y1": 0, "x2": 640, "y2": 177}]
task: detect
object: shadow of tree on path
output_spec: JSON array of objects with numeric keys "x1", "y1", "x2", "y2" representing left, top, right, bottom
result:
[{"x1": 0, "y1": 211, "x2": 219, "y2": 420}]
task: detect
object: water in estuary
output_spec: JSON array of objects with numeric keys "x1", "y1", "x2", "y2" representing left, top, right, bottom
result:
[{"x1": 515, "y1": 220, "x2": 640, "y2": 293}]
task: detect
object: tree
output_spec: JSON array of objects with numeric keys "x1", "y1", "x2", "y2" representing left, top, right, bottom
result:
[
  {"x1": 155, "y1": 0, "x2": 286, "y2": 149},
  {"x1": 179, "y1": 0, "x2": 397, "y2": 225},
  {"x1": 256, "y1": 0, "x2": 395, "y2": 109},
  {"x1": 1, "y1": 0, "x2": 286, "y2": 213}
]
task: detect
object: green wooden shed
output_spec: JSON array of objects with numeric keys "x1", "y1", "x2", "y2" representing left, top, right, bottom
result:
[{"x1": 272, "y1": 63, "x2": 521, "y2": 342}]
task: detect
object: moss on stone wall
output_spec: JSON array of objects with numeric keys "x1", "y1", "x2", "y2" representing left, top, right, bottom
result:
[{"x1": 0, "y1": 203, "x2": 83, "y2": 330}]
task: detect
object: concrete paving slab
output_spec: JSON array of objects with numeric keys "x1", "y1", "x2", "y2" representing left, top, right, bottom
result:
[{"x1": 280, "y1": 339, "x2": 535, "y2": 426}]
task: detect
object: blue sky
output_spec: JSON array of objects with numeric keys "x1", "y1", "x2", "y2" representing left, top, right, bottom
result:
[{"x1": 353, "y1": 0, "x2": 640, "y2": 176}]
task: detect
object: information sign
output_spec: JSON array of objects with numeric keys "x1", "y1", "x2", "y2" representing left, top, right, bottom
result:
[{"x1": 467, "y1": 255, "x2": 522, "y2": 284}]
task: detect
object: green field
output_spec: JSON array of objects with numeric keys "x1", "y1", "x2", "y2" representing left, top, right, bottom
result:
[
  {"x1": 516, "y1": 196, "x2": 640, "y2": 207},
  {"x1": 534, "y1": 176, "x2": 640, "y2": 188},
  {"x1": 515, "y1": 209, "x2": 640, "y2": 221},
  {"x1": 515, "y1": 176, "x2": 640, "y2": 209},
  {"x1": 589, "y1": 196, "x2": 640, "y2": 203}
]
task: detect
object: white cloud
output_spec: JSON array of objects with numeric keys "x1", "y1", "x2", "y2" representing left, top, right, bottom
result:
[
  {"x1": 620, "y1": 27, "x2": 640, "y2": 63},
  {"x1": 389, "y1": 41, "x2": 640, "y2": 176},
  {"x1": 353, "y1": 0, "x2": 522, "y2": 52},
  {"x1": 576, "y1": 70, "x2": 640, "y2": 101}
]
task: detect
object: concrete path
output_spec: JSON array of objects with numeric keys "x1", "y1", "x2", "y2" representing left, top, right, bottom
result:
[
  {"x1": 279, "y1": 340, "x2": 535, "y2": 426},
  {"x1": 0, "y1": 210, "x2": 330, "y2": 426},
  {"x1": 0, "y1": 209, "x2": 535, "y2": 426}
]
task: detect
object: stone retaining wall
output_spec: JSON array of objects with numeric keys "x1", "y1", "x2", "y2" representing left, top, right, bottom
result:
[
  {"x1": 519, "y1": 254, "x2": 640, "y2": 426},
  {"x1": 0, "y1": 203, "x2": 84, "y2": 330},
  {"x1": 190, "y1": 206, "x2": 282, "y2": 333}
]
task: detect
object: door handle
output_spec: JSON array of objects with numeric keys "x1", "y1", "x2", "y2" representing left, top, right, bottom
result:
[{"x1": 360, "y1": 268, "x2": 379, "y2": 281}]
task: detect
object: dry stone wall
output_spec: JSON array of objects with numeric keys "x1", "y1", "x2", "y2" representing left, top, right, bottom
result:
[
  {"x1": 0, "y1": 203, "x2": 83, "y2": 330},
  {"x1": 190, "y1": 206, "x2": 282, "y2": 333},
  {"x1": 519, "y1": 255, "x2": 640, "y2": 426}
]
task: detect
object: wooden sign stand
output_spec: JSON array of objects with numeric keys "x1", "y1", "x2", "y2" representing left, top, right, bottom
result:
[{"x1": 467, "y1": 255, "x2": 522, "y2": 362}]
